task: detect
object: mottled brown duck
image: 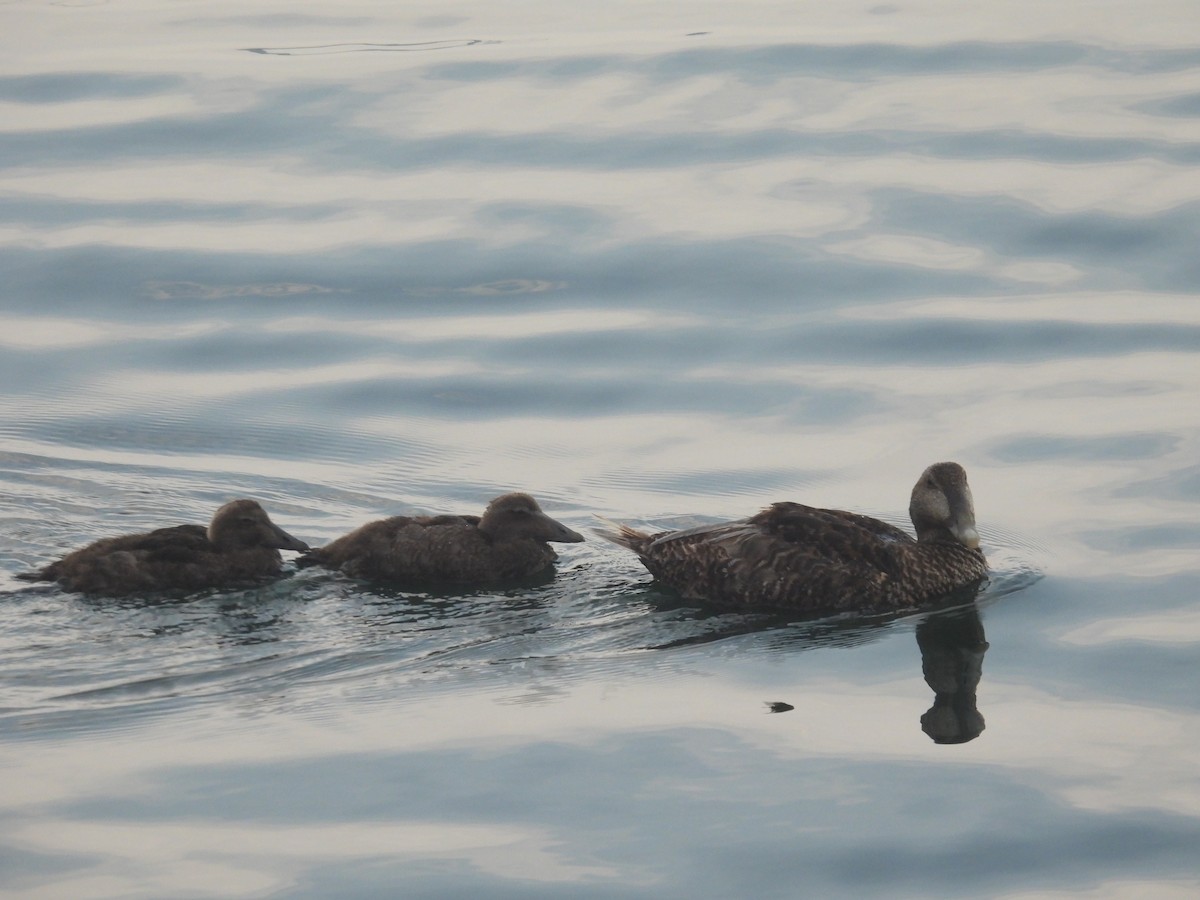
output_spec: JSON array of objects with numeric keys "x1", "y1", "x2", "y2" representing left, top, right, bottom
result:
[
  {"x1": 297, "y1": 492, "x2": 584, "y2": 585},
  {"x1": 599, "y1": 462, "x2": 987, "y2": 613},
  {"x1": 17, "y1": 499, "x2": 309, "y2": 596}
]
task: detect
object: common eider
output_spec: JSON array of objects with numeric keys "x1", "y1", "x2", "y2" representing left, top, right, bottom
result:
[
  {"x1": 599, "y1": 462, "x2": 987, "y2": 612},
  {"x1": 297, "y1": 492, "x2": 584, "y2": 585},
  {"x1": 17, "y1": 499, "x2": 309, "y2": 596}
]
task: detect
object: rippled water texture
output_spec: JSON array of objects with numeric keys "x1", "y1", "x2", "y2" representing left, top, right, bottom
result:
[{"x1": 2, "y1": 1, "x2": 1199, "y2": 897}]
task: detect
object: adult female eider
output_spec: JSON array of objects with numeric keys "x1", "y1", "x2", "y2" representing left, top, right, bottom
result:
[
  {"x1": 297, "y1": 492, "x2": 584, "y2": 585},
  {"x1": 17, "y1": 499, "x2": 309, "y2": 596},
  {"x1": 599, "y1": 462, "x2": 987, "y2": 612}
]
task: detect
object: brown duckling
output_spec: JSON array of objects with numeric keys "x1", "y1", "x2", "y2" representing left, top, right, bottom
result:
[
  {"x1": 17, "y1": 499, "x2": 309, "y2": 596},
  {"x1": 599, "y1": 462, "x2": 987, "y2": 613},
  {"x1": 297, "y1": 492, "x2": 584, "y2": 585}
]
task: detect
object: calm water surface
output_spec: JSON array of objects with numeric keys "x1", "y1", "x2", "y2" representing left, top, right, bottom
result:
[{"x1": 2, "y1": 1, "x2": 1199, "y2": 897}]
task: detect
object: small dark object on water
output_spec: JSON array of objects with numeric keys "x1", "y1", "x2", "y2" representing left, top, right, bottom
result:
[
  {"x1": 598, "y1": 462, "x2": 987, "y2": 613},
  {"x1": 17, "y1": 499, "x2": 308, "y2": 596},
  {"x1": 766, "y1": 701, "x2": 795, "y2": 714},
  {"x1": 297, "y1": 492, "x2": 584, "y2": 586}
]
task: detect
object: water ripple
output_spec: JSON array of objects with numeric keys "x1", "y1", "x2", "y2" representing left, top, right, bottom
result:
[
  {"x1": 2, "y1": 6, "x2": 1198, "y2": 896},
  {"x1": 243, "y1": 40, "x2": 488, "y2": 56}
]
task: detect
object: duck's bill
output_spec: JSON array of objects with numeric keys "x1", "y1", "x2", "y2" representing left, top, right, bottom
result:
[
  {"x1": 950, "y1": 523, "x2": 981, "y2": 549},
  {"x1": 538, "y1": 513, "x2": 585, "y2": 543},
  {"x1": 269, "y1": 524, "x2": 310, "y2": 552},
  {"x1": 949, "y1": 486, "x2": 980, "y2": 549}
]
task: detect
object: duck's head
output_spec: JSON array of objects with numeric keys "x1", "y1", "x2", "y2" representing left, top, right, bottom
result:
[
  {"x1": 208, "y1": 499, "x2": 310, "y2": 552},
  {"x1": 479, "y1": 493, "x2": 585, "y2": 544},
  {"x1": 908, "y1": 462, "x2": 980, "y2": 549}
]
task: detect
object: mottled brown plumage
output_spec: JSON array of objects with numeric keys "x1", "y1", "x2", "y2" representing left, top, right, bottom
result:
[
  {"x1": 600, "y1": 462, "x2": 987, "y2": 613},
  {"x1": 17, "y1": 499, "x2": 309, "y2": 596},
  {"x1": 298, "y1": 492, "x2": 584, "y2": 585}
]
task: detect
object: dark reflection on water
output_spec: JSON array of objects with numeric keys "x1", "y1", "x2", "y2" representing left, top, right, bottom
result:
[{"x1": 916, "y1": 604, "x2": 989, "y2": 744}]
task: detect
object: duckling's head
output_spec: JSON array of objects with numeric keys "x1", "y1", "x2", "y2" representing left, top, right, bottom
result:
[
  {"x1": 208, "y1": 499, "x2": 310, "y2": 552},
  {"x1": 908, "y1": 462, "x2": 980, "y2": 549},
  {"x1": 479, "y1": 493, "x2": 585, "y2": 544}
]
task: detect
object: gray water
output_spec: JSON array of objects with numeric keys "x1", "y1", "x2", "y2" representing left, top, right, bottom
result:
[{"x1": 2, "y1": 2, "x2": 1200, "y2": 898}]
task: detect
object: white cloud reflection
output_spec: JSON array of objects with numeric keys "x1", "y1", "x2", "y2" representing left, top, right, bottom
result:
[{"x1": 9, "y1": 819, "x2": 618, "y2": 899}]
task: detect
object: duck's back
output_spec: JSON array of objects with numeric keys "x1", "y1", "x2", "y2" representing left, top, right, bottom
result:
[
  {"x1": 26, "y1": 524, "x2": 285, "y2": 595},
  {"x1": 632, "y1": 503, "x2": 982, "y2": 612},
  {"x1": 305, "y1": 515, "x2": 556, "y2": 584}
]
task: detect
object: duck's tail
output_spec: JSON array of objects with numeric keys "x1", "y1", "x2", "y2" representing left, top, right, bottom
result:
[
  {"x1": 15, "y1": 565, "x2": 52, "y2": 582},
  {"x1": 593, "y1": 516, "x2": 654, "y2": 553}
]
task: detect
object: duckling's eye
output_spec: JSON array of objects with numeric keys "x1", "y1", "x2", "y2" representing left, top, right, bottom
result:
[
  {"x1": 924, "y1": 479, "x2": 936, "y2": 488},
  {"x1": 239, "y1": 516, "x2": 257, "y2": 525}
]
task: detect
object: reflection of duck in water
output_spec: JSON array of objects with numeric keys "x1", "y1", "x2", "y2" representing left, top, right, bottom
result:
[
  {"x1": 297, "y1": 492, "x2": 584, "y2": 586},
  {"x1": 16, "y1": 499, "x2": 309, "y2": 596},
  {"x1": 917, "y1": 605, "x2": 989, "y2": 743},
  {"x1": 600, "y1": 462, "x2": 987, "y2": 613}
]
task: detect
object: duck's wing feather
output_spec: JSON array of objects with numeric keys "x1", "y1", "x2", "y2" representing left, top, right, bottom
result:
[
  {"x1": 639, "y1": 505, "x2": 915, "y2": 611},
  {"x1": 751, "y1": 503, "x2": 912, "y2": 551},
  {"x1": 20, "y1": 524, "x2": 211, "y2": 581},
  {"x1": 301, "y1": 513, "x2": 554, "y2": 584},
  {"x1": 299, "y1": 515, "x2": 487, "y2": 581},
  {"x1": 103, "y1": 524, "x2": 212, "y2": 563},
  {"x1": 20, "y1": 524, "x2": 285, "y2": 594},
  {"x1": 298, "y1": 516, "x2": 426, "y2": 570}
]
